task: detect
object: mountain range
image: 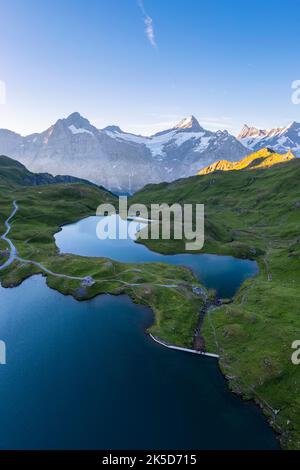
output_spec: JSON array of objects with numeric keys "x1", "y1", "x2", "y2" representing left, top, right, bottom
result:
[
  {"x1": 0, "y1": 113, "x2": 248, "y2": 192},
  {"x1": 1, "y1": 113, "x2": 299, "y2": 193},
  {"x1": 238, "y1": 121, "x2": 300, "y2": 156}
]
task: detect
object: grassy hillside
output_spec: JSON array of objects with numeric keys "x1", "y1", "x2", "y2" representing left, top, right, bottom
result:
[
  {"x1": 0, "y1": 155, "x2": 99, "y2": 190},
  {"x1": 131, "y1": 159, "x2": 300, "y2": 449}
]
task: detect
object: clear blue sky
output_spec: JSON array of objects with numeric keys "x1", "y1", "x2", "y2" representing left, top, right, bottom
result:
[{"x1": 1, "y1": 0, "x2": 300, "y2": 136}]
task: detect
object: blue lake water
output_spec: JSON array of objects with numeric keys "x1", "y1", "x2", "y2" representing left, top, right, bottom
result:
[
  {"x1": 0, "y1": 276, "x2": 278, "y2": 450},
  {"x1": 54, "y1": 215, "x2": 259, "y2": 298}
]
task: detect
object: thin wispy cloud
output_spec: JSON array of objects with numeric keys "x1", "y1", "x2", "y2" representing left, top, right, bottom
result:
[
  {"x1": 200, "y1": 116, "x2": 235, "y2": 131},
  {"x1": 138, "y1": 0, "x2": 156, "y2": 47}
]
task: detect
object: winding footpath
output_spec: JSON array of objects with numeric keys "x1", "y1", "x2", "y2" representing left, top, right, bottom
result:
[
  {"x1": 0, "y1": 201, "x2": 184, "y2": 287},
  {"x1": 1, "y1": 201, "x2": 219, "y2": 359},
  {"x1": 0, "y1": 201, "x2": 87, "y2": 280},
  {"x1": 0, "y1": 200, "x2": 18, "y2": 271}
]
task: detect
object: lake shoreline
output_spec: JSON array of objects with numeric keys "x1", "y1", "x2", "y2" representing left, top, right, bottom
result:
[{"x1": 0, "y1": 207, "x2": 280, "y2": 449}]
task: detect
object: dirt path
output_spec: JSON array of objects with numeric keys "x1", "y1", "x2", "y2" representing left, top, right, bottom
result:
[
  {"x1": 0, "y1": 200, "x2": 18, "y2": 271},
  {"x1": 0, "y1": 201, "x2": 181, "y2": 290}
]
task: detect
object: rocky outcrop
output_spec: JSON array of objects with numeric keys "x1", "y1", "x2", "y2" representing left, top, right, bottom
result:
[{"x1": 198, "y1": 148, "x2": 296, "y2": 175}]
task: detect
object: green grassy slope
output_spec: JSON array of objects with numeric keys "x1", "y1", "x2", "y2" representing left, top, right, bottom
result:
[
  {"x1": 131, "y1": 159, "x2": 300, "y2": 449},
  {"x1": 0, "y1": 155, "x2": 99, "y2": 189}
]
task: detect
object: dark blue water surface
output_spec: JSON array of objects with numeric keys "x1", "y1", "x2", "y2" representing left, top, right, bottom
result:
[
  {"x1": 54, "y1": 215, "x2": 259, "y2": 298},
  {"x1": 0, "y1": 276, "x2": 278, "y2": 449}
]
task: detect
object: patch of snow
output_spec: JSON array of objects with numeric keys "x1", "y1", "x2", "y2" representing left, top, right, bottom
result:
[
  {"x1": 105, "y1": 128, "x2": 208, "y2": 157},
  {"x1": 173, "y1": 131, "x2": 204, "y2": 146},
  {"x1": 69, "y1": 125, "x2": 93, "y2": 136},
  {"x1": 193, "y1": 136, "x2": 211, "y2": 152},
  {"x1": 277, "y1": 136, "x2": 289, "y2": 146},
  {"x1": 43, "y1": 127, "x2": 54, "y2": 145},
  {"x1": 105, "y1": 130, "x2": 149, "y2": 145}
]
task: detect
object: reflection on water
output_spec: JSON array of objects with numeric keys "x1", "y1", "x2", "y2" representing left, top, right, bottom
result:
[{"x1": 55, "y1": 215, "x2": 258, "y2": 298}]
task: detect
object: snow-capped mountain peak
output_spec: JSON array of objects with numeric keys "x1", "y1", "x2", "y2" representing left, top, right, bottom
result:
[
  {"x1": 63, "y1": 112, "x2": 97, "y2": 135},
  {"x1": 282, "y1": 121, "x2": 298, "y2": 132},
  {"x1": 174, "y1": 115, "x2": 202, "y2": 132},
  {"x1": 238, "y1": 121, "x2": 300, "y2": 157},
  {"x1": 101, "y1": 115, "x2": 244, "y2": 162},
  {"x1": 65, "y1": 111, "x2": 86, "y2": 125},
  {"x1": 102, "y1": 125, "x2": 123, "y2": 134},
  {"x1": 238, "y1": 124, "x2": 266, "y2": 139}
]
